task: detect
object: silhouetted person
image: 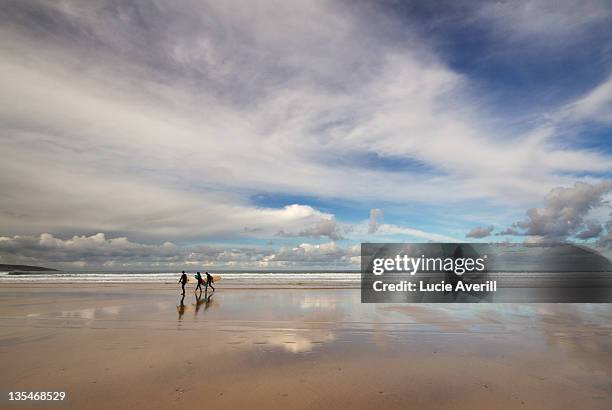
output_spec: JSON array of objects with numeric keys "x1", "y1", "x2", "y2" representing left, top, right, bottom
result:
[
  {"x1": 195, "y1": 271, "x2": 204, "y2": 293},
  {"x1": 205, "y1": 271, "x2": 215, "y2": 292},
  {"x1": 179, "y1": 270, "x2": 188, "y2": 295}
]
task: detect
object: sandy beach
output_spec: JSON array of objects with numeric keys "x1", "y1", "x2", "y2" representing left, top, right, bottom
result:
[{"x1": 1, "y1": 284, "x2": 611, "y2": 409}]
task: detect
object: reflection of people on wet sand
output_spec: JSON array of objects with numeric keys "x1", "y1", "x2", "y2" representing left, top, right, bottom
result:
[
  {"x1": 177, "y1": 294, "x2": 186, "y2": 319},
  {"x1": 204, "y1": 293, "x2": 213, "y2": 311},
  {"x1": 178, "y1": 271, "x2": 188, "y2": 295},
  {"x1": 194, "y1": 271, "x2": 204, "y2": 294},
  {"x1": 194, "y1": 292, "x2": 213, "y2": 315}
]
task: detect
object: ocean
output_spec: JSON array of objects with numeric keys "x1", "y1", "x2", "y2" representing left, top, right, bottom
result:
[{"x1": 0, "y1": 270, "x2": 361, "y2": 287}]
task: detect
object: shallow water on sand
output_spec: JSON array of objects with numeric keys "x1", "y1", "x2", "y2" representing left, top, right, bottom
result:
[{"x1": 1, "y1": 286, "x2": 611, "y2": 409}]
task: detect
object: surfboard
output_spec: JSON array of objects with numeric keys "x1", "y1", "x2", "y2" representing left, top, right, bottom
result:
[
  {"x1": 187, "y1": 275, "x2": 221, "y2": 283},
  {"x1": 203, "y1": 275, "x2": 221, "y2": 285}
]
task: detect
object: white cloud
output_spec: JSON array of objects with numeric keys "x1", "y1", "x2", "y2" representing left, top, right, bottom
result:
[
  {"x1": 575, "y1": 220, "x2": 604, "y2": 240},
  {"x1": 277, "y1": 215, "x2": 344, "y2": 240},
  {"x1": 0, "y1": 0, "x2": 610, "y2": 248},
  {"x1": 466, "y1": 225, "x2": 494, "y2": 239},
  {"x1": 562, "y1": 76, "x2": 612, "y2": 125},
  {"x1": 0, "y1": 233, "x2": 360, "y2": 269},
  {"x1": 597, "y1": 219, "x2": 612, "y2": 249},
  {"x1": 0, "y1": 233, "x2": 179, "y2": 264},
  {"x1": 262, "y1": 242, "x2": 360, "y2": 267},
  {"x1": 478, "y1": 0, "x2": 612, "y2": 48},
  {"x1": 368, "y1": 209, "x2": 384, "y2": 234},
  {"x1": 373, "y1": 224, "x2": 461, "y2": 242},
  {"x1": 349, "y1": 210, "x2": 462, "y2": 243},
  {"x1": 504, "y1": 181, "x2": 612, "y2": 241}
]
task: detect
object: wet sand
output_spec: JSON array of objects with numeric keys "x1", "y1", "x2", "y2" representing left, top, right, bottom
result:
[{"x1": 1, "y1": 284, "x2": 611, "y2": 409}]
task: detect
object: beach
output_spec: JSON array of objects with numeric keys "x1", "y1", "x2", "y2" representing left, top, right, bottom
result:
[{"x1": 1, "y1": 284, "x2": 612, "y2": 409}]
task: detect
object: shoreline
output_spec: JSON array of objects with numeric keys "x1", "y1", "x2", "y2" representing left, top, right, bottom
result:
[{"x1": 0, "y1": 282, "x2": 361, "y2": 289}]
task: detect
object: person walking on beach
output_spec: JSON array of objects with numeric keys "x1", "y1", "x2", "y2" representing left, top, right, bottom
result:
[
  {"x1": 179, "y1": 270, "x2": 188, "y2": 295},
  {"x1": 205, "y1": 271, "x2": 215, "y2": 292},
  {"x1": 195, "y1": 271, "x2": 204, "y2": 293}
]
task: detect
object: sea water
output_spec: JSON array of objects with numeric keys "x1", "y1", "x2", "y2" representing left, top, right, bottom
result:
[{"x1": 0, "y1": 270, "x2": 361, "y2": 287}]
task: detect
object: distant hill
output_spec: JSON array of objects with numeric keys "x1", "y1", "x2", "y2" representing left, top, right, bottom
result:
[{"x1": 0, "y1": 264, "x2": 58, "y2": 272}]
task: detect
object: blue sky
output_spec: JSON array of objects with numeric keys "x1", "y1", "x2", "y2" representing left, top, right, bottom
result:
[{"x1": 0, "y1": 0, "x2": 611, "y2": 269}]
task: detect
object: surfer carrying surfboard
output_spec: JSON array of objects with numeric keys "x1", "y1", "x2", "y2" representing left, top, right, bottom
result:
[
  {"x1": 195, "y1": 272, "x2": 204, "y2": 293},
  {"x1": 205, "y1": 271, "x2": 215, "y2": 292}
]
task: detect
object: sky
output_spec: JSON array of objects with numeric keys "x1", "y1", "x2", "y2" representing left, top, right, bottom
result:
[{"x1": 0, "y1": 0, "x2": 611, "y2": 270}]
